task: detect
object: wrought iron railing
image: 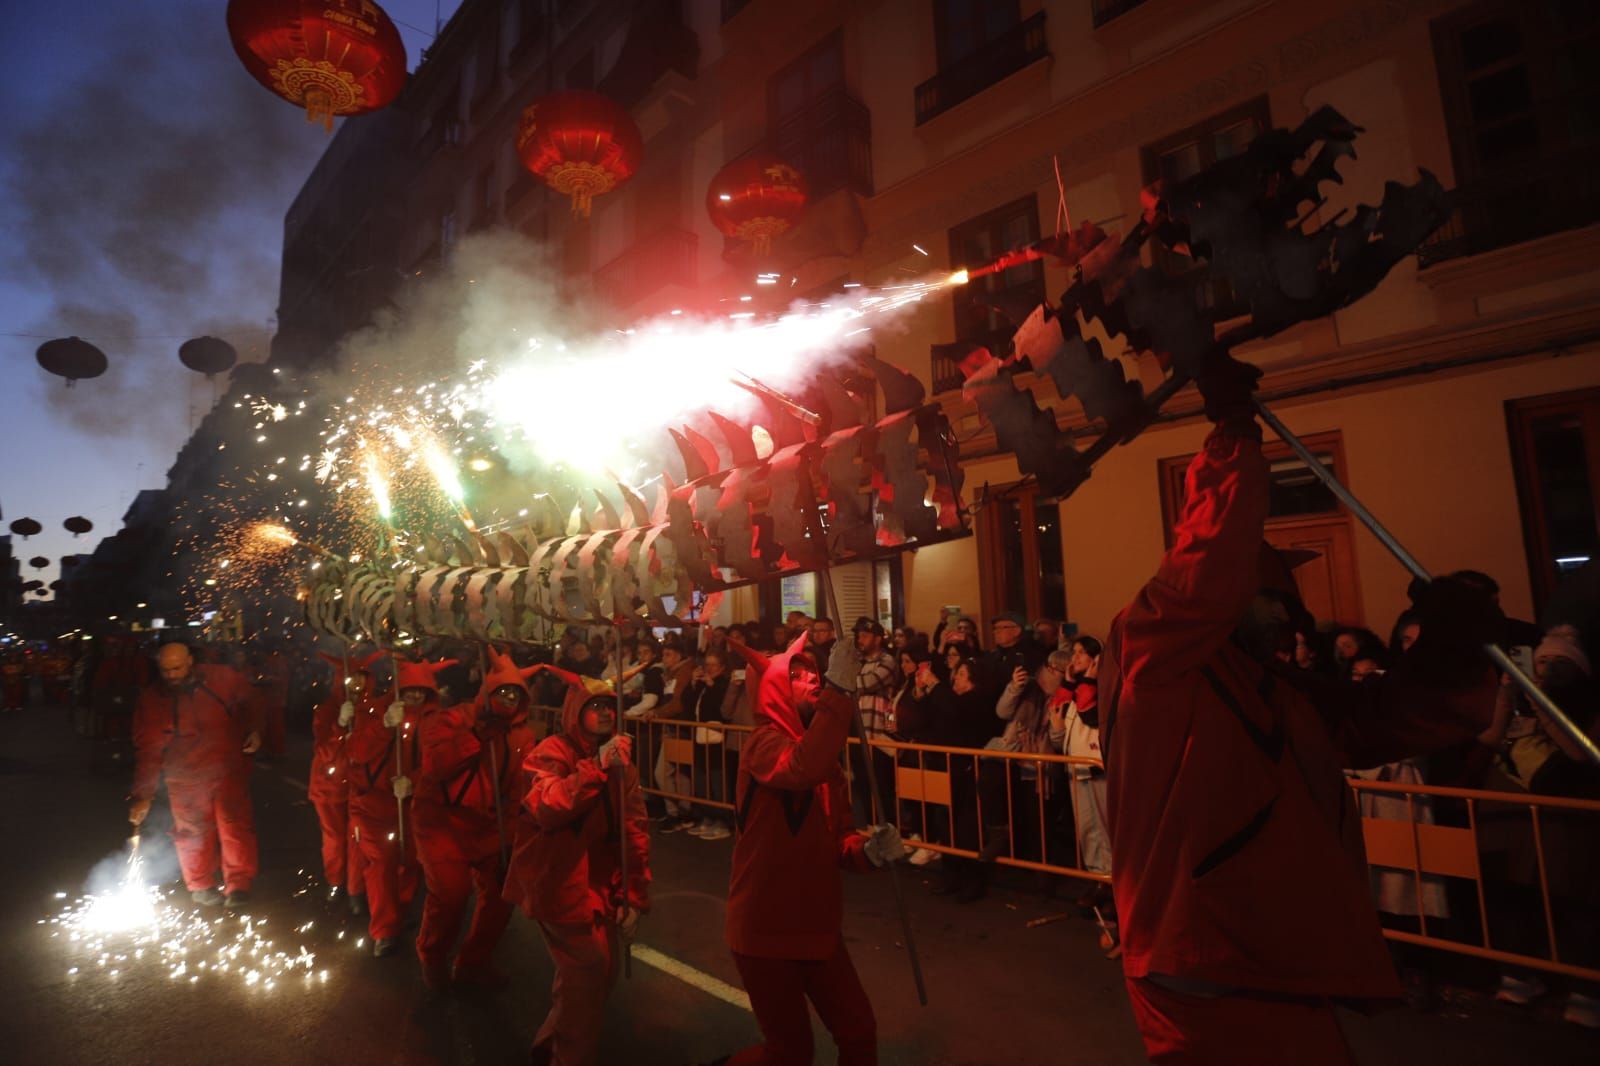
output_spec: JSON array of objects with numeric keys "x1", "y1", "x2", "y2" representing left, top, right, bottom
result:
[
  {"x1": 771, "y1": 86, "x2": 874, "y2": 198},
  {"x1": 1417, "y1": 149, "x2": 1600, "y2": 268},
  {"x1": 914, "y1": 11, "x2": 1049, "y2": 125},
  {"x1": 1091, "y1": 0, "x2": 1149, "y2": 28}
]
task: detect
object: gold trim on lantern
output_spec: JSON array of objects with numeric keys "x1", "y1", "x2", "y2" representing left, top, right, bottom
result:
[
  {"x1": 547, "y1": 162, "x2": 618, "y2": 219},
  {"x1": 736, "y1": 217, "x2": 792, "y2": 256},
  {"x1": 272, "y1": 59, "x2": 364, "y2": 130}
]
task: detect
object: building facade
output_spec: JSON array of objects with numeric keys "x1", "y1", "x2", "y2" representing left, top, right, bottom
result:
[{"x1": 275, "y1": 0, "x2": 1600, "y2": 642}]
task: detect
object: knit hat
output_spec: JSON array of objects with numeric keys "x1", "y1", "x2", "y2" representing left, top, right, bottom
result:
[{"x1": 1535, "y1": 624, "x2": 1591, "y2": 678}]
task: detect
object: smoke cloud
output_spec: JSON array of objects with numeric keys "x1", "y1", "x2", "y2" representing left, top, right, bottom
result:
[{"x1": 0, "y1": 0, "x2": 324, "y2": 436}]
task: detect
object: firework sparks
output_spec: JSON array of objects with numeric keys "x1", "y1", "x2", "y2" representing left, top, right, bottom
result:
[{"x1": 48, "y1": 859, "x2": 327, "y2": 995}]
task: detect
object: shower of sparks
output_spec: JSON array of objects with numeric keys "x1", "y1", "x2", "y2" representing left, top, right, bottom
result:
[
  {"x1": 161, "y1": 265, "x2": 973, "y2": 642},
  {"x1": 47, "y1": 860, "x2": 327, "y2": 994},
  {"x1": 362, "y1": 444, "x2": 393, "y2": 523}
]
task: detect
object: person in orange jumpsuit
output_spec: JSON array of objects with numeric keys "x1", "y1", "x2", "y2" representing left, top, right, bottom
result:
[
  {"x1": 310, "y1": 650, "x2": 382, "y2": 913},
  {"x1": 504, "y1": 667, "x2": 649, "y2": 1066},
  {"x1": 346, "y1": 657, "x2": 453, "y2": 957},
  {"x1": 257, "y1": 648, "x2": 291, "y2": 758},
  {"x1": 413, "y1": 648, "x2": 540, "y2": 989},
  {"x1": 1101, "y1": 361, "x2": 1502, "y2": 1063},
  {"x1": 128, "y1": 642, "x2": 261, "y2": 907},
  {"x1": 0, "y1": 651, "x2": 26, "y2": 710}
]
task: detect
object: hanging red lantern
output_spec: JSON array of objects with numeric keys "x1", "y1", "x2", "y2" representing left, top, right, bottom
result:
[
  {"x1": 706, "y1": 154, "x2": 808, "y2": 256},
  {"x1": 226, "y1": 0, "x2": 408, "y2": 131},
  {"x1": 516, "y1": 91, "x2": 642, "y2": 219}
]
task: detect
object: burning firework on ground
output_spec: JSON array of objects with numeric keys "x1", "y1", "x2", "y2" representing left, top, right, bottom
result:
[{"x1": 42, "y1": 853, "x2": 333, "y2": 993}]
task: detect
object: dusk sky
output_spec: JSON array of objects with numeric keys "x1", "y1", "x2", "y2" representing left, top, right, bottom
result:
[{"x1": 0, "y1": 0, "x2": 460, "y2": 597}]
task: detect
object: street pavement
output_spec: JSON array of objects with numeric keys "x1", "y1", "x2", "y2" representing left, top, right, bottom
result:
[{"x1": 0, "y1": 702, "x2": 1596, "y2": 1065}]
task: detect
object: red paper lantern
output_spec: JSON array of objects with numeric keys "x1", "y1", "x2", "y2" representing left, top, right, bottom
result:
[
  {"x1": 516, "y1": 91, "x2": 642, "y2": 219},
  {"x1": 226, "y1": 0, "x2": 408, "y2": 131},
  {"x1": 706, "y1": 154, "x2": 808, "y2": 255}
]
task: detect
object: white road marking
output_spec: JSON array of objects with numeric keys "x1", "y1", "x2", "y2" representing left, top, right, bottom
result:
[{"x1": 631, "y1": 944, "x2": 751, "y2": 1012}]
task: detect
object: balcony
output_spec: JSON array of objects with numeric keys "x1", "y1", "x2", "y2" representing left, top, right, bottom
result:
[
  {"x1": 595, "y1": 0, "x2": 699, "y2": 110},
  {"x1": 773, "y1": 86, "x2": 874, "y2": 199},
  {"x1": 1092, "y1": 0, "x2": 1149, "y2": 28},
  {"x1": 593, "y1": 226, "x2": 698, "y2": 310},
  {"x1": 1418, "y1": 148, "x2": 1600, "y2": 269},
  {"x1": 914, "y1": 11, "x2": 1048, "y2": 126}
]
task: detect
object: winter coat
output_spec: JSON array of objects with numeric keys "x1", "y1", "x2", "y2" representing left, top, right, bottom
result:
[
  {"x1": 1102, "y1": 426, "x2": 1497, "y2": 1001},
  {"x1": 503, "y1": 684, "x2": 649, "y2": 925},
  {"x1": 726, "y1": 636, "x2": 871, "y2": 961},
  {"x1": 131, "y1": 665, "x2": 257, "y2": 800}
]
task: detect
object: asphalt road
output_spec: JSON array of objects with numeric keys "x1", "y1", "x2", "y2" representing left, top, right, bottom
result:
[{"x1": 0, "y1": 702, "x2": 1595, "y2": 1065}]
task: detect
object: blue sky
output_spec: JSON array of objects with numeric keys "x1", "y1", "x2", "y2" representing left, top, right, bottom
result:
[{"x1": 0, "y1": 0, "x2": 460, "y2": 596}]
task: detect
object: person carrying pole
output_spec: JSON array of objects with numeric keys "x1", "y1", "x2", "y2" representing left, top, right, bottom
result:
[
  {"x1": 1101, "y1": 357, "x2": 1506, "y2": 1063},
  {"x1": 347, "y1": 657, "x2": 451, "y2": 957},
  {"x1": 413, "y1": 647, "x2": 539, "y2": 989},
  {"x1": 505, "y1": 666, "x2": 649, "y2": 1066}
]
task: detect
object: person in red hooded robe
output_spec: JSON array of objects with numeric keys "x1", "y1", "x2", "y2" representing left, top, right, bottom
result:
[
  {"x1": 504, "y1": 667, "x2": 648, "y2": 1066},
  {"x1": 310, "y1": 650, "x2": 383, "y2": 914},
  {"x1": 413, "y1": 647, "x2": 540, "y2": 989},
  {"x1": 708, "y1": 632, "x2": 907, "y2": 1066},
  {"x1": 347, "y1": 657, "x2": 454, "y2": 957},
  {"x1": 1101, "y1": 360, "x2": 1502, "y2": 1063},
  {"x1": 128, "y1": 642, "x2": 261, "y2": 907}
]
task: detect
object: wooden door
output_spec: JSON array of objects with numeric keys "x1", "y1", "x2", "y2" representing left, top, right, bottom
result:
[{"x1": 1264, "y1": 517, "x2": 1365, "y2": 628}]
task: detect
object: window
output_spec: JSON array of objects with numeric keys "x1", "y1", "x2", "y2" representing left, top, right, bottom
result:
[
  {"x1": 933, "y1": 0, "x2": 1020, "y2": 69},
  {"x1": 1426, "y1": 2, "x2": 1600, "y2": 263},
  {"x1": 441, "y1": 210, "x2": 458, "y2": 254},
  {"x1": 946, "y1": 195, "x2": 1045, "y2": 363},
  {"x1": 769, "y1": 33, "x2": 872, "y2": 197},
  {"x1": 1141, "y1": 97, "x2": 1269, "y2": 321},
  {"x1": 1508, "y1": 387, "x2": 1600, "y2": 610},
  {"x1": 977, "y1": 482, "x2": 1066, "y2": 626},
  {"x1": 471, "y1": 164, "x2": 496, "y2": 230},
  {"x1": 1092, "y1": 0, "x2": 1148, "y2": 27},
  {"x1": 1159, "y1": 431, "x2": 1367, "y2": 626},
  {"x1": 915, "y1": 6, "x2": 1046, "y2": 124},
  {"x1": 470, "y1": 20, "x2": 500, "y2": 114}
]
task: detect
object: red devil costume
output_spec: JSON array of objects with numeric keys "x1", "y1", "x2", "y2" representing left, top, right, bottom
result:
[
  {"x1": 346, "y1": 658, "x2": 453, "y2": 951},
  {"x1": 504, "y1": 667, "x2": 649, "y2": 1066},
  {"x1": 723, "y1": 634, "x2": 882, "y2": 1066},
  {"x1": 413, "y1": 648, "x2": 540, "y2": 986},
  {"x1": 309, "y1": 651, "x2": 382, "y2": 901},
  {"x1": 1102, "y1": 411, "x2": 1499, "y2": 1063},
  {"x1": 131, "y1": 662, "x2": 260, "y2": 895}
]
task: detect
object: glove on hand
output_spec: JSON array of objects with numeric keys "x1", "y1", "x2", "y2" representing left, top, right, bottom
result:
[
  {"x1": 391, "y1": 775, "x2": 412, "y2": 800},
  {"x1": 1197, "y1": 354, "x2": 1262, "y2": 427},
  {"x1": 337, "y1": 700, "x2": 356, "y2": 728},
  {"x1": 823, "y1": 633, "x2": 863, "y2": 693},
  {"x1": 383, "y1": 702, "x2": 405, "y2": 728},
  {"x1": 597, "y1": 734, "x2": 633, "y2": 770},
  {"x1": 864, "y1": 823, "x2": 909, "y2": 867}
]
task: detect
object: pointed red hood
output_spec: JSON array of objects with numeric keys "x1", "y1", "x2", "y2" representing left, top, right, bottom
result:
[
  {"x1": 478, "y1": 646, "x2": 541, "y2": 705},
  {"x1": 539, "y1": 663, "x2": 617, "y2": 736},
  {"x1": 396, "y1": 657, "x2": 457, "y2": 696},
  {"x1": 318, "y1": 649, "x2": 384, "y2": 699},
  {"x1": 754, "y1": 632, "x2": 812, "y2": 741}
]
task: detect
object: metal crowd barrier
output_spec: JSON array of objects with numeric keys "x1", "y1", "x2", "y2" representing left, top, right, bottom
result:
[
  {"x1": 533, "y1": 704, "x2": 1600, "y2": 982},
  {"x1": 1346, "y1": 777, "x2": 1600, "y2": 983}
]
